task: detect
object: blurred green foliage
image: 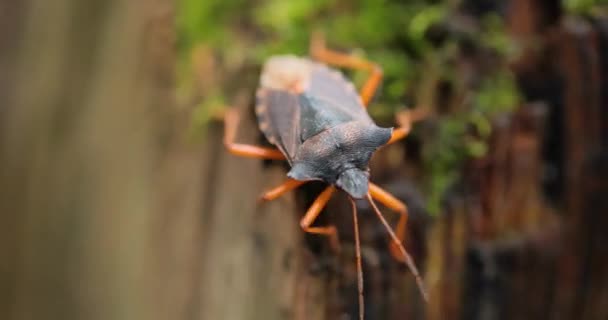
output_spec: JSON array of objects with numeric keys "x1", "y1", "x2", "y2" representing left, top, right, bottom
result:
[
  {"x1": 177, "y1": 0, "x2": 522, "y2": 214},
  {"x1": 564, "y1": 0, "x2": 608, "y2": 13}
]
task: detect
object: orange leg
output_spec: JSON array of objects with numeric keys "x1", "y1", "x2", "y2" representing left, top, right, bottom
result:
[
  {"x1": 310, "y1": 32, "x2": 382, "y2": 107},
  {"x1": 385, "y1": 108, "x2": 431, "y2": 146},
  {"x1": 223, "y1": 108, "x2": 285, "y2": 160},
  {"x1": 369, "y1": 183, "x2": 409, "y2": 263},
  {"x1": 386, "y1": 126, "x2": 412, "y2": 146},
  {"x1": 300, "y1": 186, "x2": 340, "y2": 252},
  {"x1": 259, "y1": 178, "x2": 307, "y2": 202}
]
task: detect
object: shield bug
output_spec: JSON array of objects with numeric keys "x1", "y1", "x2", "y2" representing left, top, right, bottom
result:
[{"x1": 223, "y1": 33, "x2": 428, "y2": 318}]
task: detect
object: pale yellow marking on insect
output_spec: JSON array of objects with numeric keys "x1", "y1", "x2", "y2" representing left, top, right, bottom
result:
[
  {"x1": 259, "y1": 121, "x2": 269, "y2": 131},
  {"x1": 256, "y1": 88, "x2": 267, "y2": 100},
  {"x1": 330, "y1": 70, "x2": 342, "y2": 81},
  {"x1": 257, "y1": 119, "x2": 275, "y2": 143},
  {"x1": 290, "y1": 81, "x2": 306, "y2": 94},
  {"x1": 255, "y1": 103, "x2": 267, "y2": 115},
  {"x1": 346, "y1": 82, "x2": 356, "y2": 93},
  {"x1": 261, "y1": 55, "x2": 312, "y2": 92}
]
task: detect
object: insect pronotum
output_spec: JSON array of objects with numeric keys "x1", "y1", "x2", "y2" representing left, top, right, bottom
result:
[{"x1": 223, "y1": 32, "x2": 428, "y2": 319}]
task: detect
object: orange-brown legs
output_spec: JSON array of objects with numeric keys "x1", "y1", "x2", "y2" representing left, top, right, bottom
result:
[
  {"x1": 223, "y1": 108, "x2": 285, "y2": 160},
  {"x1": 387, "y1": 124, "x2": 412, "y2": 146},
  {"x1": 368, "y1": 183, "x2": 409, "y2": 263},
  {"x1": 300, "y1": 186, "x2": 340, "y2": 251},
  {"x1": 310, "y1": 32, "x2": 382, "y2": 107},
  {"x1": 259, "y1": 178, "x2": 307, "y2": 202},
  {"x1": 385, "y1": 108, "x2": 431, "y2": 146}
]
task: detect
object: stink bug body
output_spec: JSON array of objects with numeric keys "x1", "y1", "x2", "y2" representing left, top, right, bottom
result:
[
  {"x1": 257, "y1": 55, "x2": 392, "y2": 199},
  {"x1": 223, "y1": 33, "x2": 428, "y2": 318}
]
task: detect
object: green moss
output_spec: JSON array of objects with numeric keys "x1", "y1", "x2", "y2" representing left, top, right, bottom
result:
[{"x1": 564, "y1": 0, "x2": 608, "y2": 14}]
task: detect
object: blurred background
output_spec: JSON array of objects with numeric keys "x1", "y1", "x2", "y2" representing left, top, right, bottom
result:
[{"x1": 1, "y1": 0, "x2": 607, "y2": 319}]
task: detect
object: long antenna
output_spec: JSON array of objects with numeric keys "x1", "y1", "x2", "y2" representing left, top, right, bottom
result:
[
  {"x1": 350, "y1": 198, "x2": 364, "y2": 320},
  {"x1": 366, "y1": 193, "x2": 429, "y2": 302}
]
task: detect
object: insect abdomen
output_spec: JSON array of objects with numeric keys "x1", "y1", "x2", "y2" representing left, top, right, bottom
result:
[{"x1": 260, "y1": 55, "x2": 313, "y2": 93}]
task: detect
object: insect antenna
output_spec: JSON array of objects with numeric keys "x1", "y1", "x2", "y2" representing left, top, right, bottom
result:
[
  {"x1": 349, "y1": 198, "x2": 364, "y2": 320},
  {"x1": 366, "y1": 193, "x2": 429, "y2": 302}
]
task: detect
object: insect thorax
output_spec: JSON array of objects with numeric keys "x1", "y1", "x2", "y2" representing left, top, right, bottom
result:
[{"x1": 287, "y1": 121, "x2": 391, "y2": 198}]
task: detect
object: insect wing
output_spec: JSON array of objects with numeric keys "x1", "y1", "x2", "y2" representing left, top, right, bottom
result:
[
  {"x1": 255, "y1": 57, "x2": 373, "y2": 164},
  {"x1": 292, "y1": 65, "x2": 373, "y2": 141},
  {"x1": 255, "y1": 89, "x2": 301, "y2": 164},
  {"x1": 306, "y1": 64, "x2": 370, "y2": 121}
]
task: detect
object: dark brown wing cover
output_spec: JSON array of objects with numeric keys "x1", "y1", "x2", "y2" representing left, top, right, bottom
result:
[
  {"x1": 306, "y1": 63, "x2": 370, "y2": 121},
  {"x1": 255, "y1": 55, "x2": 372, "y2": 165},
  {"x1": 255, "y1": 89, "x2": 301, "y2": 164}
]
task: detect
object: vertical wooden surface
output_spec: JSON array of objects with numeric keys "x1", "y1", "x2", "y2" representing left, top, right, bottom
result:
[
  {"x1": 1, "y1": 0, "x2": 176, "y2": 319},
  {"x1": 552, "y1": 15, "x2": 608, "y2": 320}
]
